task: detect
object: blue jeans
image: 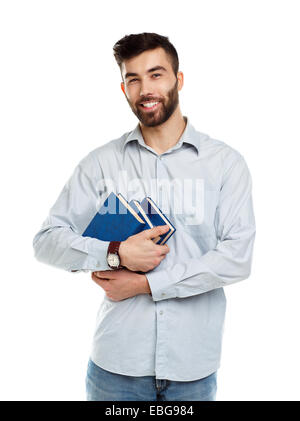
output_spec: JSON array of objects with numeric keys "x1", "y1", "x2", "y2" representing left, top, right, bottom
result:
[{"x1": 86, "y1": 358, "x2": 217, "y2": 401}]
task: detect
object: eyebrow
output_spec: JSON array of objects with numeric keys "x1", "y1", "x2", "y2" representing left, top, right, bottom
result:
[{"x1": 124, "y1": 65, "x2": 167, "y2": 80}]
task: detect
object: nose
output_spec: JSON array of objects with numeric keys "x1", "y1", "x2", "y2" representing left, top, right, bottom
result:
[{"x1": 139, "y1": 79, "x2": 154, "y2": 98}]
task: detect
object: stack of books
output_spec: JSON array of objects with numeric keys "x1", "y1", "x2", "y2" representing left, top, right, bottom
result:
[{"x1": 82, "y1": 191, "x2": 176, "y2": 245}]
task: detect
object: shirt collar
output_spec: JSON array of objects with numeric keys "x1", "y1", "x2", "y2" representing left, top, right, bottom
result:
[{"x1": 121, "y1": 116, "x2": 201, "y2": 155}]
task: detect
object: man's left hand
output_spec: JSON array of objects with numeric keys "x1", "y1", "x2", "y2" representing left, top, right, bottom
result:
[{"x1": 91, "y1": 269, "x2": 150, "y2": 302}]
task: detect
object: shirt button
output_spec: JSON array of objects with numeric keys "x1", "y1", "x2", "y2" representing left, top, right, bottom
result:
[
  {"x1": 159, "y1": 310, "x2": 164, "y2": 315},
  {"x1": 161, "y1": 293, "x2": 165, "y2": 296}
]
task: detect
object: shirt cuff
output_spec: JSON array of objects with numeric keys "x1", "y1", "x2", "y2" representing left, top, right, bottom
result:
[
  {"x1": 146, "y1": 269, "x2": 177, "y2": 301},
  {"x1": 70, "y1": 237, "x2": 111, "y2": 272}
]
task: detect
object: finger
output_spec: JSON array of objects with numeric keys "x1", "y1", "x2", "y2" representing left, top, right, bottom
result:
[
  {"x1": 157, "y1": 244, "x2": 170, "y2": 255},
  {"x1": 144, "y1": 225, "x2": 170, "y2": 240},
  {"x1": 157, "y1": 254, "x2": 167, "y2": 264},
  {"x1": 91, "y1": 272, "x2": 110, "y2": 281},
  {"x1": 91, "y1": 272, "x2": 102, "y2": 282},
  {"x1": 91, "y1": 273, "x2": 109, "y2": 286},
  {"x1": 93, "y1": 270, "x2": 115, "y2": 279}
]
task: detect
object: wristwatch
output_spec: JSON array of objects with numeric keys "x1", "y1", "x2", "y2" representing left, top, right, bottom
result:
[{"x1": 106, "y1": 241, "x2": 123, "y2": 269}]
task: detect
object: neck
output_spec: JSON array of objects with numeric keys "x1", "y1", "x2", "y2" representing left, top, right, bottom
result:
[{"x1": 139, "y1": 107, "x2": 186, "y2": 155}]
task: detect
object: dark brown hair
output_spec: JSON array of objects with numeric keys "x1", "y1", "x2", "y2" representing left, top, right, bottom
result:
[{"x1": 113, "y1": 32, "x2": 179, "y2": 78}]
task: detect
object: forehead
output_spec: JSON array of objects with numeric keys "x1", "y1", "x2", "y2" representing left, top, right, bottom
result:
[{"x1": 121, "y1": 47, "x2": 173, "y2": 76}]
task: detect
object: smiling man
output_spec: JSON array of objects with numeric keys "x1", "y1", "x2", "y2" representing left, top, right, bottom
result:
[
  {"x1": 121, "y1": 50, "x2": 181, "y2": 130},
  {"x1": 33, "y1": 33, "x2": 256, "y2": 401}
]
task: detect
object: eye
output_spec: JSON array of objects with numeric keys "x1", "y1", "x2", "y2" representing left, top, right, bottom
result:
[
  {"x1": 152, "y1": 73, "x2": 161, "y2": 78},
  {"x1": 129, "y1": 78, "x2": 138, "y2": 83}
]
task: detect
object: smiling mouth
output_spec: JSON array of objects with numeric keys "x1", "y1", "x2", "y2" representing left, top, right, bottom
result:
[{"x1": 139, "y1": 101, "x2": 161, "y2": 111}]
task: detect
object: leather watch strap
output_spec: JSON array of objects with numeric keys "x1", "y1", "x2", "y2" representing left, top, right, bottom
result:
[
  {"x1": 108, "y1": 241, "x2": 121, "y2": 255},
  {"x1": 107, "y1": 241, "x2": 123, "y2": 269}
]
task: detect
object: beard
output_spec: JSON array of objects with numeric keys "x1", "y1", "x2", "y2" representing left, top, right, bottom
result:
[{"x1": 125, "y1": 79, "x2": 179, "y2": 127}]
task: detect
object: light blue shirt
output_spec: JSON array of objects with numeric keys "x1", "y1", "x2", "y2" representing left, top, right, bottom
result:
[{"x1": 33, "y1": 116, "x2": 256, "y2": 381}]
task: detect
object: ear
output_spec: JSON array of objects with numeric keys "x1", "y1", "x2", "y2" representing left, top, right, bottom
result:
[
  {"x1": 177, "y1": 71, "x2": 184, "y2": 91},
  {"x1": 121, "y1": 82, "x2": 125, "y2": 94}
]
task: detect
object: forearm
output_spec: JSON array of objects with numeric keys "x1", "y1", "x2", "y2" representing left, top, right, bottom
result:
[
  {"x1": 146, "y1": 227, "x2": 256, "y2": 301},
  {"x1": 33, "y1": 223, "x2": 111, "y2": 272},
  {"x1": 33, "y1": 151, "x2": 113, "y2": 273}
]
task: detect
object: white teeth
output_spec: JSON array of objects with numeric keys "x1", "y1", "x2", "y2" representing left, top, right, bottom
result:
[{"x1": 142, "y1": 102, "x2": 159, "y2": 108}]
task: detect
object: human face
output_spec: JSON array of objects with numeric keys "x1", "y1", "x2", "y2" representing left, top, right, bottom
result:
[{"x1": 120, "y1": 48, "x2": 183, "y2": 127}]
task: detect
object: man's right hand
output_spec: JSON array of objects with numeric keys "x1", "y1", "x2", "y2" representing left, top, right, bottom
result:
[{"x1": 118, "y1": 225, "x2": 170, "y2": 272}]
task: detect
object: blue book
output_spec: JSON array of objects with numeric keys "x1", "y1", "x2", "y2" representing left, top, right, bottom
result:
[
  {"x1": 128, "y1": 199, "x2": 161, "y2": 244},
  {"x1": 82, "y1": 191, "x2": 176, "y2": 244},
  {"x1": 138, "y1": 197, "x2": 176, "y2": 245},
  {"x1": 82, "y1": 192, "x2": 148, "y2": 241}
]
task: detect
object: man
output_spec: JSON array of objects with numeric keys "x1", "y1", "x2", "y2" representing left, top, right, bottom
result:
[{"x1": 33, "y1": 32, "x2": 256, "y2": 401}]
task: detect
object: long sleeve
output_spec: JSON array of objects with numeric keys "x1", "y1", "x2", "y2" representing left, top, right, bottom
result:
[
  {"x1": 32, "y1": 152, "x2": 111, "y2": 272},
  {"x1": 146, "y1": 153, "x2": 256, "y2": 301}
]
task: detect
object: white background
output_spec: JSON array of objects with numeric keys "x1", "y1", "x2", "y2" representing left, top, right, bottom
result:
[{"x1": 1, "y1": 0, "x2": 299, "y2": 401}]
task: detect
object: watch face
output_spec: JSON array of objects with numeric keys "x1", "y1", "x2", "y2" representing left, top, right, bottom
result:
[{"x1": 107, "y1": 253, "x2": 120, "y2": 267}]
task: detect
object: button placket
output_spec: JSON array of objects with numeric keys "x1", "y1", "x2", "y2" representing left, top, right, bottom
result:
[
  {"x1": 156, "y1": 156, "x2": 170, "y2": 214},
  {"x1": 154, "y1": 155, "x2": 171, "y2": 378}
]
